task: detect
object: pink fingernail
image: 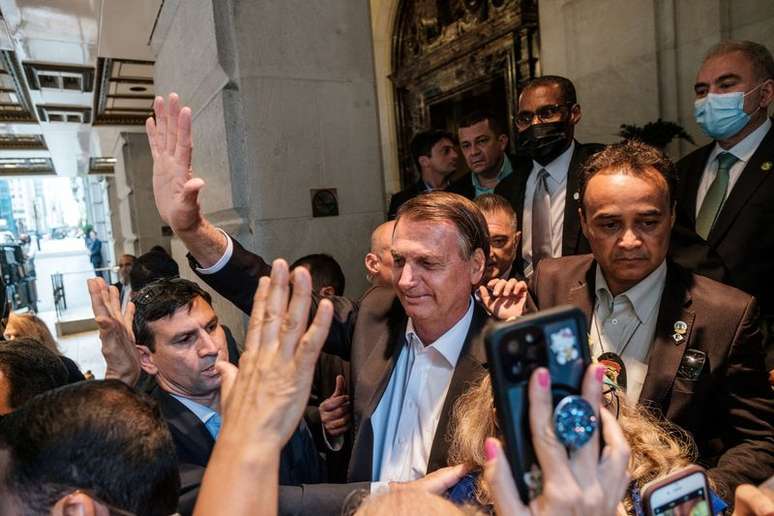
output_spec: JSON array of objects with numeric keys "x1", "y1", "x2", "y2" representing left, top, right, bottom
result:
[
  {"x1": 484, "y1": 438, "x2": 499, "y2": 461},
  {"x1": 595, "y1": 365, "x2": 606, "y2": 383},
  {"x1": 537, "y1": 369, "x2": 549, "y2": 389}
]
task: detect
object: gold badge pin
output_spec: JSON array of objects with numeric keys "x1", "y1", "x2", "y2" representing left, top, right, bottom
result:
[
  {"x1": 674, "y1": 321, "x2": 688, "y2": 335},
  {"x1": 762, "y1": 161, "x2": 773, "y2": 171}
]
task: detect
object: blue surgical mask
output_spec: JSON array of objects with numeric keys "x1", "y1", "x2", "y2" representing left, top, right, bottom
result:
[{"x1": 693, "y1": 83, "x2": 763, "y2": 140}]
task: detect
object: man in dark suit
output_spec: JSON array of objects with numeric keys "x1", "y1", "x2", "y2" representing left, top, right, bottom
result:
[
  {"x1": 522, "y1": 140, "x2": 773, "y2": 499},
  {"x1": 495, "y1": 75, "x2": 604, "y2": 278},
  {"x1": 448, "y1": 110, "x2": 515, "y2": 199},
  {"x1": 474, "y1": 193, "x2": 522, "y2": 281},
  {"x1": 131, "y1": 278, "x2": 324, "y2": 514},
  {"x1": 112, "y1": 253, "x2": 135, "y2": 309},
  {"x1": 671, "y1": 40, "x2": 774, "y2": 349},
  {"x1": 387, "y1": 130, "x2": 458, "y2": 219}
]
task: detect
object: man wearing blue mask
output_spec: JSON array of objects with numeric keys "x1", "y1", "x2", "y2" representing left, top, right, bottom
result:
[{"x1": 672, "y1": 40, "x2": 774, "y2": 356}]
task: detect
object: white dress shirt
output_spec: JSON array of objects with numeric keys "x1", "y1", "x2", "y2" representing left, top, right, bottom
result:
[
  {"x1": 170, "y1": 394, "x2": 220, "y2": 427},
  {"x1": 695, "y1": 118, "x2": 771, "y2": 218},
  {"x1": 590, "y1": 260, "x2": 667, "y2": 403},
  {"x1": 522, "y1": 141, "x2": 575, "y2": 277},
  {"x1": 370, "y1": 298, "x2": 474, "y2": 483}
]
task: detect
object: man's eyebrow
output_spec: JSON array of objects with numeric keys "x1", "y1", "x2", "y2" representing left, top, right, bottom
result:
[
  {"x1": 715, "y1": 73, "x2": 742, "y2": 84},
  {"x1": 170, "y1": 330, "x2": 197, "y2": 342}
]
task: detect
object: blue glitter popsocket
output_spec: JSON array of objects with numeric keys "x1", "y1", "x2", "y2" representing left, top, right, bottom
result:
[{"x1": 553, "y1": 395, "x2": 598, "y2": 449}]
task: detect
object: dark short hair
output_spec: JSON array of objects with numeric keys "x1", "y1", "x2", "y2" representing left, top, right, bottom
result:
[
  {"x1": 133, "y1": 278, "x2": 212, "y2": 352},
  {"x1": 0, "y1": 338, "x2": 68, "y2": 411},
  {"x1": 704, "y1": 40, "x2": 774, "y2": 82},
  {"x1": 0, "y1": 380, "x2": 179, "y2": 515},
  {"x1": 396, "y1": 191, "x2": 490, "y2": 259},
  {"x1": 474, "y1": 193, "x2": 518, "y2": 230},
  {"x1": 579, "y1": 140, "x2": 678, "y2": 214},
  {"x1": 458, "y1": 110, "x2": 505, "y2": 136},
  {"x1": 129, "y1": 249, "x2": 180, "y2": 291},
  {"x1": 409, "y1": 129, "x2": 455, "y2": 170},
  {"x1": 521, "y1": 75, "x2": 578, "y2": 105},
  {"x1": 291, "y1": 253, "x2": 346, "y2": 296}
]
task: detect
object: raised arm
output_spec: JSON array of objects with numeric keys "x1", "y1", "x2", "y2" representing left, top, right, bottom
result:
[{"x1": 146, "y1": 93, "x2": 227, "y2": 268}]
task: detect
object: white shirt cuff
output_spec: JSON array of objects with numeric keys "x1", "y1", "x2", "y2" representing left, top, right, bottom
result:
[
  {"x1": 195, "y1": 229, "x2": 233, "y2": 275},
  {"x1": 322, "y1": 426, "x2": 344, "y2": 452},
  {"x1": 370, "y1": 481, "x2": 389, "y2": 494}
]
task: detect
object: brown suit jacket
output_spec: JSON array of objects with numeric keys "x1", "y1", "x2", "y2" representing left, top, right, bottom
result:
[
  {"x1": 190, "y1": 237, "x2": 489, "y2": 483},
  {"x1": 529, "y1": 254, "x2": 774, "y2": 496}
]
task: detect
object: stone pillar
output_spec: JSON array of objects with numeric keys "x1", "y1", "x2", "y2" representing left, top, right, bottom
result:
[
  {"x1": 538, "y1": 0, "x2": 774, "y2": 158},
  {"x1": 151, "y1": 0, "x2": 384, "y2": 342},
  {"x1": 112, "y1": 132, "x2": 171, "y2": 255}
]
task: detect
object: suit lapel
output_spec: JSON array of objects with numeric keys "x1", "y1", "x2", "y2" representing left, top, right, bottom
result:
[
  {"x1": 681, "y1": 145, "x2": 713, "y2": 227},
  {"x1": 561, "y1": 143, "x2": 586, "y2": 256},
  {"x1": 638, "y1": 263, "x2": 694, "y2": 410},
  {"x1": 708, "y1": 123, "x2": 774, "y2": 246},
  {"x1": 152, "y1": 387, "x2": 215, "y2": 466},
  {"x1": 567, "y1": 261, "x2": 596, "y2": 325},
  {"x1": 426, "y1": 303, "x2": 489, "y2": 472}
]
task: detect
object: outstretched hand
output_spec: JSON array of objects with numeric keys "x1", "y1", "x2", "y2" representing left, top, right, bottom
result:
[
  {"x1": 478, "y1": 278, "x2": 528, "y2": 321},
  {"x1": 146, "y1": 93, "x2": 204, "y2": 234},
  {"x1": 87, "y1": 278, "x2": 140, "y2": 385},
  {"x1": 320, "y1": 374, "x2": 351, "y2": 438},
  {"x1": 216, "y1": 259, "x2": 334, "y2": 448}
]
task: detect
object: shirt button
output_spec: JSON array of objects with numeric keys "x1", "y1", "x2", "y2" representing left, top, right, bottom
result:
[{"x1": 611, "y1": 319, "x2": 618, "y2": 325}]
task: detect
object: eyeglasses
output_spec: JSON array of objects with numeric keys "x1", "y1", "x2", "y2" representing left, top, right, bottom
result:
[{"x1": 515, "y1": 103, "x2": 574, "y2": 129}]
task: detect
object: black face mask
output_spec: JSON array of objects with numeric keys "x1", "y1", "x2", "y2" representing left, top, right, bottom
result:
[{"x1": 517, "y1": 121, "x2": 572, "y2": 164}]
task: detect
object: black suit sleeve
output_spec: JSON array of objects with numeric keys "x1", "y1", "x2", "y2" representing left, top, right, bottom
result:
[
  {"x1": 709, "y1": 297, "x2": 774, "y2": 496},
  {"x1": 188, "y1": 234, "x2": 357, "y2": 360}
]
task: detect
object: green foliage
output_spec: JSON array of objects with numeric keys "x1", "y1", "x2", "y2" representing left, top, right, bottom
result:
[{"x1": 618, "y1": 119, "x2": 695, "y2": 149}]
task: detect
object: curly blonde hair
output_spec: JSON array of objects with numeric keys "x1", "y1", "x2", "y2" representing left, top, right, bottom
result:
[{"x1": 448, "y1": 373, "x2": 697, "y2": 513}]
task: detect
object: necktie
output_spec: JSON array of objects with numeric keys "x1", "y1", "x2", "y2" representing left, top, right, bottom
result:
[
  {"x1": 531, "y1": 168, "x2": 552, "y2": 268},
  {"x1": 696, "y1": 152, "x2": 738, "y2": 239},
  {"x1": 204, "y1": 413, "x2": 222, "y2": 439}
]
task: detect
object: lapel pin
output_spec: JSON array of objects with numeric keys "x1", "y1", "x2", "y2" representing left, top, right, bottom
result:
[
  {"x1": 761, "y1": 161, "x2": 772, "y2": 171},
  {"x1": 573, "y1": 191, "x2": 580, "y2": 200},
  {"x1": 674, "y1": 320, "x2": 688, "y2": 335},
  {"x1": 678, "y1": 348, "x2": 707, "y2": 380},
  {"x1": 672, "y1": 333, "x2": 684, "y2": 343}
]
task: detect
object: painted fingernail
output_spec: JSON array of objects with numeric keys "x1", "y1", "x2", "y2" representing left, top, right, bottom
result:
[
  {"x1": 537, "y1": 369, "x2": 549, "y2": 389},
  {"x1": 595, "y1": 365, "x2": 606, "y2": 383},
  {"x1": 484, "y1": 437, "x2": 499, "y2": 461}
]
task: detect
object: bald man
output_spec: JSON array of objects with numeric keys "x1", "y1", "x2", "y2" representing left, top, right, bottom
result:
[{"x1": 364, "y1": 221, "x2": 395, "y2": 287}]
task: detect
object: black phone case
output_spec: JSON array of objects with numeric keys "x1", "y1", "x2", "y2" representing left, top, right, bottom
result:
[{"x1": 484, "y1": 305, "x2": 592, "y2": 504}]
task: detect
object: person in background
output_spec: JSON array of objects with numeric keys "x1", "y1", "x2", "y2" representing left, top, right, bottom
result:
[
  {"x1": 364, "y1": 220, "x2": 395, "y2": 288},
  {"x1": 474, "y1": 194, "x2": 522, "y2": 281},
  {"x1": 291, "y1": 253, "x2": 346, "y2": 298},
  {"x1": 113, "y1": 253, "x2": 136, "y2": 310},
  {"x1": 0, "y1": 338, "x2": 69, "y2": 415},
  {"x1": 448, "y1": 110, "x2": 514, "y2": 199},
  {"x1": 388, "y1": 129, "x2": 459, "y2": 219},
  {"x1": 84, "y1": 228, "x2": 106, "y2": 280},
  {"x1": 3, "y1": 312, "x2": 84, "y2": 383}
]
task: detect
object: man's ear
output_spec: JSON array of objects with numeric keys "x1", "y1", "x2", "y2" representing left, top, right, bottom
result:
[
  {"x1": 470, "y1": 248, "x2": 486, "y2": 285},
  {"x1": 364, "y1": 252, "x2": 380, "y2": 281},
  {"x1": 497, "y1": 133, "x2": 509, "y2": 152},
  {"x1": 318, "y1": 286, "x2": 336, "y2": 298},
  {"x1": 51, "y1": 491, "x2": 109, "y2": 516},
  {"x1": 513, "y1": 230, "x2": 522, "y2": 250},
  {"x1": 418, "y1": 155, "x2": 431, "y2": 169},
  {"x1": 759, "y1": 78, "x2": 774, "y2": 108},
  {"x1": 569, "y1": 103, "x2": 582, "y2": 125},
  {"x1": 579, "y1": 207, "x2": 590, "y2": 239},
  {"x1": 137, "y1": 345, "x2": 158, "y2": 376}
]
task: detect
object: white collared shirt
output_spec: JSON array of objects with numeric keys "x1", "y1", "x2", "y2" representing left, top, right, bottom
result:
[
  {"x1": 590, "y1": 260, "x2": 667, "y2": 404},
  {"x1": 370, "y1": 298, "x2": 474, "y2": 483},
  {"x1": 695, "y1": 118, "x2": 771, "y2": 218},
  {"x1": 170, "y1": 393, "x2": 220, "y2": 428},
  {"x1": 522, "y1": 141, "x2": 575, "y2": 277}
]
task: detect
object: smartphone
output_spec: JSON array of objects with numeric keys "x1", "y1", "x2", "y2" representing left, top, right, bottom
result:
[
  {"x1": 485, "y1": 305, "x2": 591, "y2": 504},
  {"x1": 642, "y1": 465, "x2": 711, "y2": 516}
]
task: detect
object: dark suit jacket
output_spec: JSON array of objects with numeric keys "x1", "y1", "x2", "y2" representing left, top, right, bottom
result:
[
  {"x1": 672, "y1": 120, "x2": 774, "y2": 318},
  {"x1": 446, "y1": 173, "x2": 476, "y2": 200},
  {"x1": 494, "y1": 142, "x2": 604, "y2": 273},
  {"x1": 387, "y1": 180, "x2": 429, "y2": 219},
  {"x1": 190, "y1": 237, "x2": 489, "y2": 482},
  {"x1": 150, "y1": 384, "x2": 325, "y2": 515},
  {"x1": 529, "y1": 254, "x2": 774, "y2": 497}
]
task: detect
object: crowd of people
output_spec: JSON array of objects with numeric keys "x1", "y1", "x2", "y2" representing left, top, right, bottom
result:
[{"x1": 0, "y1": 39, "x2": 772, "y2": 516}]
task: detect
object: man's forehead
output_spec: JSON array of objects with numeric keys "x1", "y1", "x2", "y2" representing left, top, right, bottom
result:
[
  {"x1": 432, "y1": 138, "x2": 455, "y2": 150},
  {"x1": 392, "y1": 218, "x2": 459, "y2": 252},
  {"x1": 585, "y1": 172, "x2": 669, "y2": 211},
  {"x1": 147, "y1": 297, "x2": 215, "y2": 335},
  {"x1": 519, "y1": 83, "x2": 562, "y2": 108},
  {"x1": 698, "y1": 51, "x2": 754, "y2": 81}
]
